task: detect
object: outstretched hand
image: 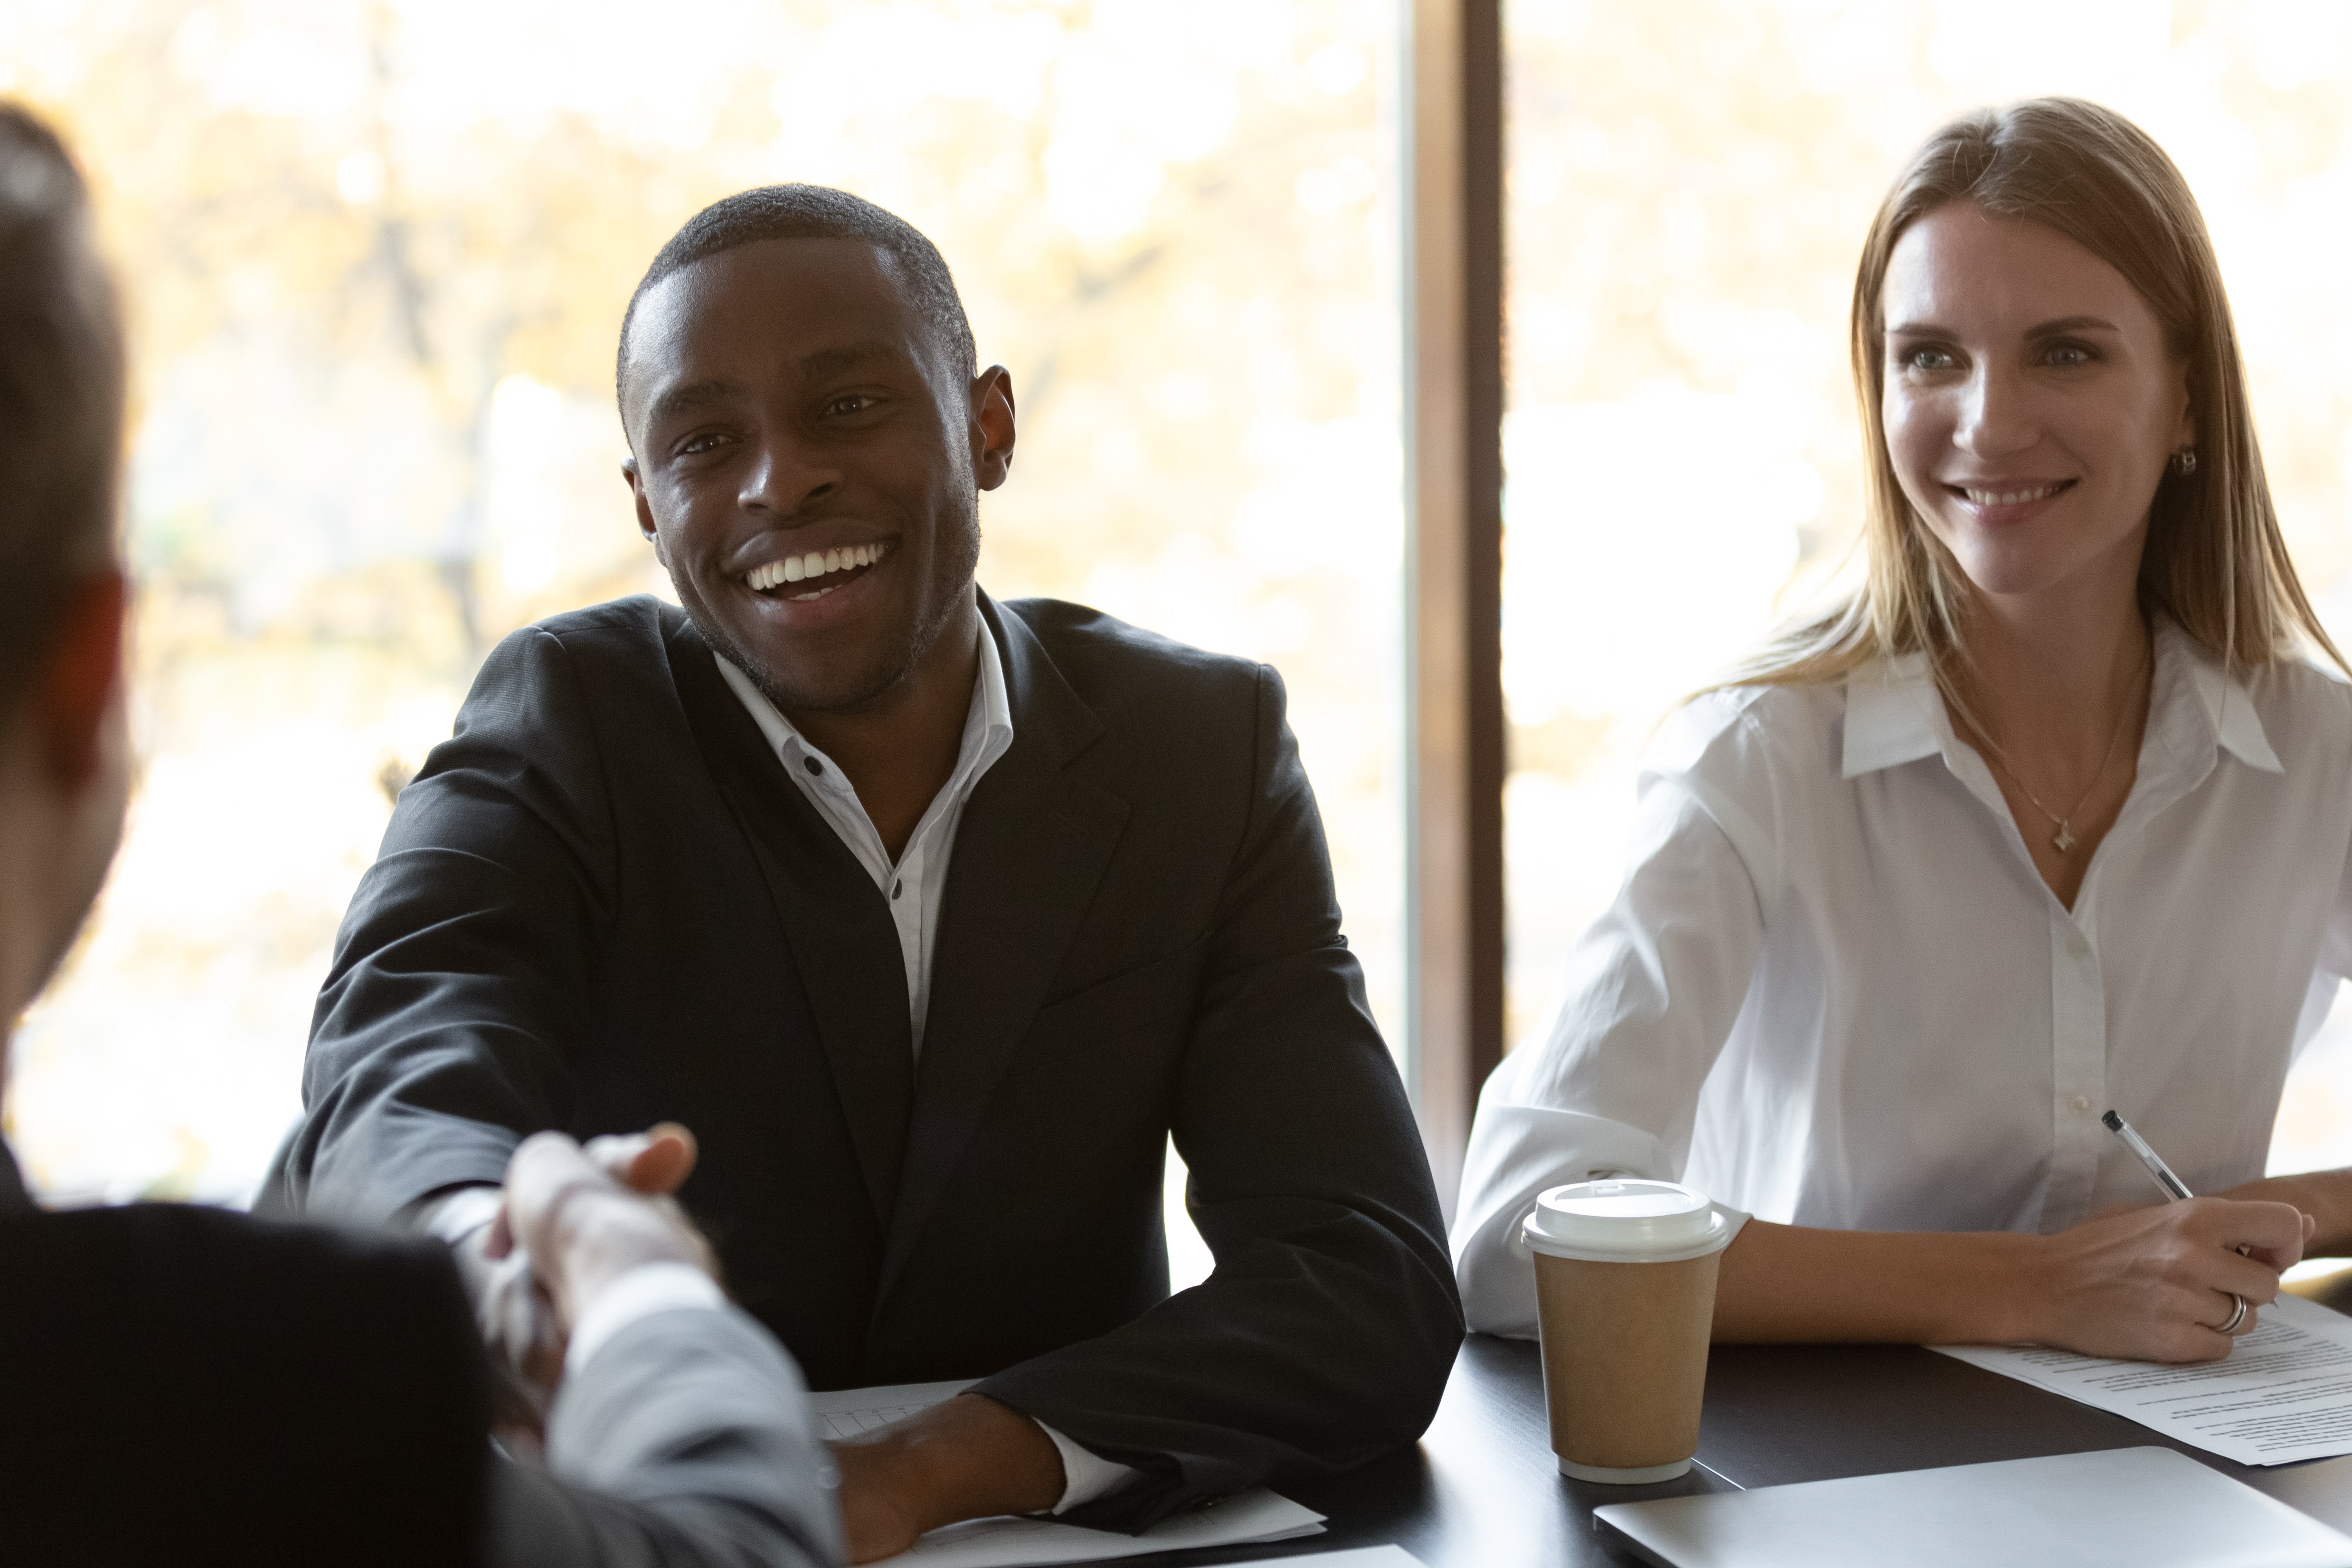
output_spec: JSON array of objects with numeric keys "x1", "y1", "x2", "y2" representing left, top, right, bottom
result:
[
  {"x1": 486, "y1": 1123, "x2": 713, "y2": 1326},
  {"x1": 477, "y1": 1122, "x2": 711, "y2": 1404},
  {"x1": 586, "y1": 1122, "x2": 701, "y2": 1198}
]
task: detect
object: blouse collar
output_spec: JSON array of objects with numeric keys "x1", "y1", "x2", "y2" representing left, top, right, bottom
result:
[{"x1": 1840, "y1": 619, "x2": 2282, "y2": 782}]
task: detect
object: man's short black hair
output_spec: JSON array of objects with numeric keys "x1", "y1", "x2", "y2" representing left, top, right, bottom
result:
[
  {"x1": 615, "y1": 184, "x2": 977, "y2": 427},
  {"x1": 0, "y1": 103, "x2": 123, "y2": 715}
]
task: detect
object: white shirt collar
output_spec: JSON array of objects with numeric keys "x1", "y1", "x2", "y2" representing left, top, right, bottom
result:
[
  {"x1": 1838, "y1": 652, "x2": 1942, "y2": 779},
  {"x1": 1839, "y1": 619, "x2": 2281, "y2": 781},
  {"x1": 967, "y1": 615, "x2": 1015, "y2": 770},
  {"x1": 713, "y1": 615, "x2": 1015, "y2": 799},
  {"x1": 2177, "y1": 634, "x2": 2284, "y2": 774}
]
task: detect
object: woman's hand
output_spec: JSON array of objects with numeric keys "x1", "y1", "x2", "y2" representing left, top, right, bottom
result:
[
  {"x1": 2027, "y1": 1198, "x2": 2314, "y2": 1363},
  {"x1": 2216, "y1": 1169, "x2": 2352, "y2": 1256}
]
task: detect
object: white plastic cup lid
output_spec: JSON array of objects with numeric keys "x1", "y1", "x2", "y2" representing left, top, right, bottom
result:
[{"x1": 1522, "y1": 1178, "x2": 1729, "y2": 1263}]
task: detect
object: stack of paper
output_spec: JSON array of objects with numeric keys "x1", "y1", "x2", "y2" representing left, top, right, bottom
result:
[{"x1": 1934, "y1": 1293, "x2": 2352, "y2": 1465}]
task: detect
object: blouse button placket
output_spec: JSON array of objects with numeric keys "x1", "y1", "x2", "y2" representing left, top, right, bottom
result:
[{"x1": 2046, "y1": 910, "x2": 2108, "y2": 1230}]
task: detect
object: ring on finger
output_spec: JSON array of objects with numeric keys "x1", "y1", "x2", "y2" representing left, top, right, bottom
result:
[{"x1": 2211, "y1": 1294, "x2": 2249, "y2": 1335}]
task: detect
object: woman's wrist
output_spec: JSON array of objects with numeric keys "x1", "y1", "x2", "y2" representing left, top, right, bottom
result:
[
  {"x1": 1903, "y1": 1228, "x2": 2049, "y2": 1346},
  {"x1": 1716, "y1": 1221, "x2": 2056, "y2": 1345},
  {"x1": 1990, "y1": 1230, "x2": 2059, "y2": 1346},
  {"x1": 2221, "y1": 1171, "x2": 2352, "y2": 1254}
]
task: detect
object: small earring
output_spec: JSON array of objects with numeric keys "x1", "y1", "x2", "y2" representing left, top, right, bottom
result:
[{"x1": 2170, "y1": 448, "x2": 2199, "y2": 477}]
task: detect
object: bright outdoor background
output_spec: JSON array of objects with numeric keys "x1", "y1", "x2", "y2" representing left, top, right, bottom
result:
[
  {"x1": 1500, "y1": 0, "x2": 2352, "y2": 1195},
  {"x1": 1, "y1": 0, "x2": 1402, "y2": 1284},
  {"x1": 9, "y1": 0, "x2": 2352, "y2": 1257}
]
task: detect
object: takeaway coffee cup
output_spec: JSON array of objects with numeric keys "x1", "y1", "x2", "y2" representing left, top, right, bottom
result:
[{"x1": 1521, "y1": 1178, "x2": 1732, "y2": 1483}]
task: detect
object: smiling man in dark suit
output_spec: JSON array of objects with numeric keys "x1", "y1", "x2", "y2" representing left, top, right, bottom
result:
[
  {"x1": 0, "y1": 105, "x2": 839, "y2": 1568},
  {"x1": 274, "y1": 184, "x2": 1462, "y2": 1562}
]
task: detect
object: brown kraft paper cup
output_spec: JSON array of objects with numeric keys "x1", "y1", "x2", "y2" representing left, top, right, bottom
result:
[{"x1": 1534, "y1": 1247, "x2": 1722, "y2": 1482}]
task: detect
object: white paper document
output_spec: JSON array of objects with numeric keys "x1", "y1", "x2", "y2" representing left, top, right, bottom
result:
[
  {"x1": 1215, "y1": 1551, "x2": 1425, "y2": 1568},
  {"x1": 813, "y1": 1378, "x2": 981, "y2": 1441},
  {"x1": 1933, "y1": 1293, "x2": 2352, "y2": 1465},
  {"x1": 809, "y1": 1379, "x2": 1329, "y2": 1568}
]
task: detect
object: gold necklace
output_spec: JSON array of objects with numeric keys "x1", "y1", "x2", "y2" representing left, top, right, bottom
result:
[{"x1": 1972, "y1": 636, "x2": 2149, "y2": 855}]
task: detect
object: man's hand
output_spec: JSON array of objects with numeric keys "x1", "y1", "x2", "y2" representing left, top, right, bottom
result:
[
  {"x1": 487, "y1": 1125, "x2": 716, "y2": 1332},
  {"x1": 830, "y1": 1394, "x2": 1066, "y2": 1563},
  {"x1": 583, "y1": 1122, "x2": 702, "y2": 1200},
  {"x1": 457, "y1": 1124, "x2": 707, "y2": 1448}
]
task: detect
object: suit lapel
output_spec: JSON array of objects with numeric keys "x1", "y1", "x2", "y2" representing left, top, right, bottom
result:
[
  {"x1": 667, "y1": 616, "x2": 916, "y2": 1226},
  {"x1": 878, "y1": 599, "x2": 1129, "y2": 1294}
]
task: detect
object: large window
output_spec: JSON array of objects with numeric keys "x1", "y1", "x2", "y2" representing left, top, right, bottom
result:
[
  {"x1": 1502, "y1": 0, "x2": 2352, "y2": 1180},
  {"x1": 14, "y1": 0, "x2": 2352, "y2": 1220},
  {"x1": 3, "y1": 0, "x2": 1404, "y2": 1232}
]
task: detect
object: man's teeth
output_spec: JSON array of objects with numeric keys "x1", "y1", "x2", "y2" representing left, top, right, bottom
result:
[
  {"x1": 1964, "y1": 483, "x2": 2065, "y2": 507},
  {"x1": 746, "y1": 541, "x2": 890, "y2": 593}
]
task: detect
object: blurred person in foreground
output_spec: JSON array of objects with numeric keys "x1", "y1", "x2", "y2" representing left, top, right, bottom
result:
[
  {"x1": 0, "y1": 104, "x2": 840, "y2": 1568},
  {"x1": 268, "y1": 184, "x2": 1462, "y2": 1560},
  {"x1": 1455, "y1": 97, "x2": 2350, "y2": 1363}
]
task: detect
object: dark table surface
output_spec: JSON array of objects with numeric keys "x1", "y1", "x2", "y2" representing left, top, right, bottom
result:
[{"x1": 1142, "y1": 1330, "x2": 2352, "y2": 1567}]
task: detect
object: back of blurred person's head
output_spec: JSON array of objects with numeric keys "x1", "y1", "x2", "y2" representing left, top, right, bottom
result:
[
  {"x1": 0, "y1": 118, "x2": 489, "y2": 1568},
  {"x1": 0, "y1": 104, "x2": 121, "y2": 697},
  {"x1": 0, "y1": 102, "x2": 130, "y2": 1033}
]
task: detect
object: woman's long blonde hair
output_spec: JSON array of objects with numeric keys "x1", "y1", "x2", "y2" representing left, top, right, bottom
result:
[{"x1": 1736, "y1": 96, "x2": 2347, "y2": 689}]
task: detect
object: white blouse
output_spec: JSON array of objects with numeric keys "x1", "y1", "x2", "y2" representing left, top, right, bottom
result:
[{"x1": 1453, "y1": 622, "x2": 2352, "y2": 1337}]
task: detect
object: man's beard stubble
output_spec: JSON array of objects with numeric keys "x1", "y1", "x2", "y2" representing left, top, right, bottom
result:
[{"x1": 683, "y1": 503, "x2": 982, "y2": 720}]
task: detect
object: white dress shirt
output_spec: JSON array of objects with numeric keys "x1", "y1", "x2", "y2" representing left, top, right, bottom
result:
[
  {"x1": 1454, "y1": 620, "x2": 2352, "y2": 1336},
  {"x1": 718, "y1": 619, "x2": 1135, "y2": 1511},
  {"x1": 714, "y1": 623, "x2": 1014, "y2": 1056}
]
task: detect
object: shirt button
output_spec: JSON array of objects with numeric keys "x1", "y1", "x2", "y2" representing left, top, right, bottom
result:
[
  {"x1": 891, "y1": 880, "x2": 903, "y2": 900},
  {"x1": 2069, "y1": 1095, "x2": 2091, "y2": 1115},
  {"x1": 2065, "y1": 933, "x2": 2091, "y2": 962},
  {"x1": 803, "y1": 756, "x2": 822, "y2": 776}
]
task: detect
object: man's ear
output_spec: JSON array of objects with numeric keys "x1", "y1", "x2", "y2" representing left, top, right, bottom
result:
[
  {"x1": 622, "y1": 455, "x2": 667, "y2": 565},
  {"x1": 38, "y1": 568, "x2": 126, "y2": 789},
  {"x1": 971, "y1": 366, "x2": 1016, "y2": 492}
]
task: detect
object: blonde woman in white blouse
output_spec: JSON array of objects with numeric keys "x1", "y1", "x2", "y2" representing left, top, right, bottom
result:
[{"x1": 1454, "y1": 97, "x2": 2352, "y2": 1364}]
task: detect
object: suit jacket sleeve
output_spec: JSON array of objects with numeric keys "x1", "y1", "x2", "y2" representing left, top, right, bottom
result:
[
  {"x1": 273, "y1": 624, "x2": 616, "y2": 1222},
  {"x1": 485, "y1": 1306, "x2": 842, "y2": 1568},
  {"x1": 971, "y1": 664, "x2": 1464, "y2": 1531}
]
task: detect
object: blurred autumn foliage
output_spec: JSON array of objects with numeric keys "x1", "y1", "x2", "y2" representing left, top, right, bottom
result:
[{"x1": 4, "y1": 0, "x2": 1403, "y2": 1201}]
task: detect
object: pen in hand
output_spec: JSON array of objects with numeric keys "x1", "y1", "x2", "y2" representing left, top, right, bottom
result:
[
  {"x1": 2102, "y1": 1110, "x2": 2248, "y2": 1334},
  {"x1": 2102, "y1": 1110, "x2": 2193, "y2": 1201}
]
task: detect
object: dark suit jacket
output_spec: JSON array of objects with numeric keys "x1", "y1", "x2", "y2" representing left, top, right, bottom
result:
[
  {"x1": 0, "y1": 1143, "x2": 486, "y2": 1566},
  {"x1": 0, "y1": 1141, "x2": 840, "y2": 1568},
  {"x1": 272, "y1": 591, "x2": 1463, "y2": 1530}
]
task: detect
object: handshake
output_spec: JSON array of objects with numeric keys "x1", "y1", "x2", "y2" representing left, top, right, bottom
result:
[{"x1": 460, "y1": 1123, "x2": 717, "y2": 1432}]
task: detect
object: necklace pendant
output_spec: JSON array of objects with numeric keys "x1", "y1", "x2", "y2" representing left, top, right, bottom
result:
[{"x1": 2053, "y1": 822, "x2": 2077, "y2": 853}]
